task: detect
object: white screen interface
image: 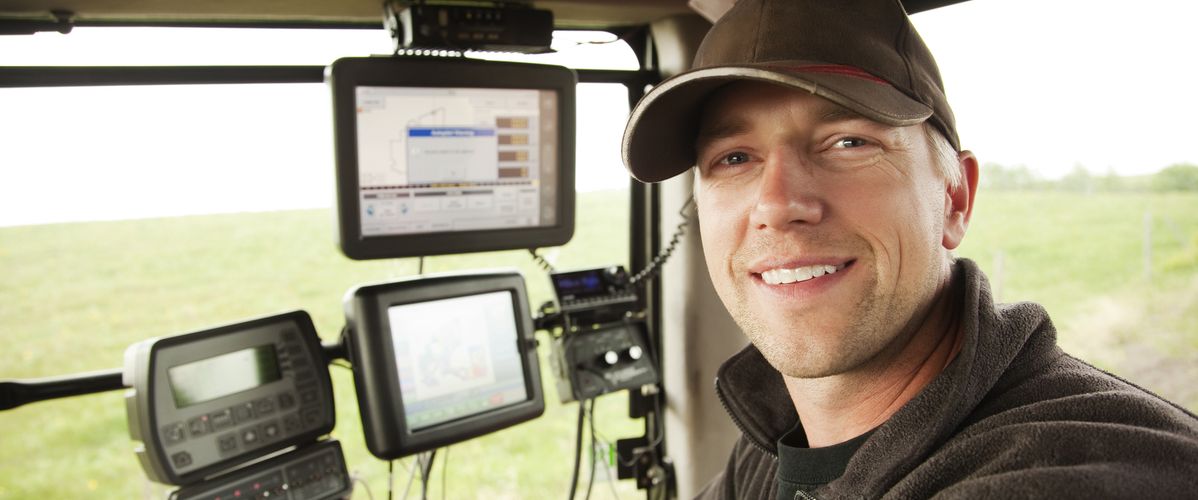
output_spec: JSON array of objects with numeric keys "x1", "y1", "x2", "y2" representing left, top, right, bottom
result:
[
  {"x1": 167, "y1": 345, "x2": 281, "y2": 408},
  {"x1": 354, "y1": 86, "x2": 559, "y2": 237},
  {"x1": 387, "y1": 291, "x2": 529, "y2": 431}
]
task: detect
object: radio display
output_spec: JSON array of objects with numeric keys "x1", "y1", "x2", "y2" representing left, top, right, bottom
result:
[{"x1": 167, "y1": 344, "x2": 281, "y2": 408}]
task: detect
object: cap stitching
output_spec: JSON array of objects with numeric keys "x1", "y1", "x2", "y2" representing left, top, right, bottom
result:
[
  {"x1": 894, "y1": 0, "x2": 918, "y2": 96},
  {"x1": 763, "y1": 64, "x2": 889, "y2": 85},
  {"x1": 750, "y1": 0, "x2": 765, "y2": 61}
]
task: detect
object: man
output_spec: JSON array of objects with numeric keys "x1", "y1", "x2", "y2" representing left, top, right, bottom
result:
[{"x1": 621, "y1": 0, "x2": 1198, "y2": 498}]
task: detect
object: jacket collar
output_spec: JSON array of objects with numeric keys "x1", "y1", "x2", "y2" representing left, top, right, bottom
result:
[
  {"x1": 712, "y1": 258, "x2": 1060, "y2": 481},
  {"x1": 714, "y1": 341, "x2": 794, "y2": 456}
]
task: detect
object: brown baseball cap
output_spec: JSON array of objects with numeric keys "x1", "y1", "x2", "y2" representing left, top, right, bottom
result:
[{"x1": 622, "y1": 0, "x2": 960, "y2": 182}]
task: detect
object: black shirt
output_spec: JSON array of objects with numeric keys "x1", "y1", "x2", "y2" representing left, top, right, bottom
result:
[{"x1": 776, "y1": 425, "x2": 873, "y2": 500}]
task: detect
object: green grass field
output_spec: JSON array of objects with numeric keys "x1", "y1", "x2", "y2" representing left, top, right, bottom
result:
[
  {"x1": 1, "y1": 189, "x2": 1196, "y2": 498},
  {"x1": 957, "y1": 190, "x2": 1198, "y2": 407}
]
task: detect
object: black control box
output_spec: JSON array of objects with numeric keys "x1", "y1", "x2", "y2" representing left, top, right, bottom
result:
[{"x1": 551, "y1": 320, "x2": 658, "y2": 403}]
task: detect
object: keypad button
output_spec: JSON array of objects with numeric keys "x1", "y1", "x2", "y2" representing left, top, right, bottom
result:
[
  {"x1": 299, "y1": 388, "x2": 319, "y2": 405},
  {"x1": 162, "y1": 422, "x2": 186, "y2": 445},
  {"x1": 233, "y1": 402, "x2": 255, "y2": 423},
  {"x1": 170, "y1": 451, "x2": 193, "y2": 468},
  {"x1": 187, "y1": 415, "x2": 210, "y2": 437},
  {"x1": 211, "y1": 408, "x2": 235, "y2": 430},
  {"x1": 254, "y1": 397, "x2": 276, "y2": 416},
  {"x1": 283, "y1": 414, "x2": 302, "y2": 433},
  {"x1": 301, "y1": 409, "x2": 321, "y2": 427},
  {"x1": 218, "y1": 433, "x2": 238, "y2": 454},
  {"x1": 262, "y1": 420, "x2": 281, "y2": 440},
  {"x1": 241, "y1": 426, "x2": 260, "y2": 446},
  {"x1": 278, "y1": 392, "x2": 296, "y2": 410}
]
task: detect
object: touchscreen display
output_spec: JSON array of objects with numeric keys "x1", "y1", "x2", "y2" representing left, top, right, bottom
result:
[
  {"x1": 386, "y1": 291, "x2": 529, "y2": 430},
  {"x1": 354, "y1": 86, "x2": 559, "y2": 238}
]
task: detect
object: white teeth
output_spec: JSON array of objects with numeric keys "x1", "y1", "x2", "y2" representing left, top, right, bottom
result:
[{"x1": 761, "y1": 264, "x2": 843, "y2": 285}]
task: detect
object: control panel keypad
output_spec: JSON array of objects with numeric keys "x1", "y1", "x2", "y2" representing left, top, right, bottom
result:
[{"x1": 164, "y1": 389, "x2": 320, "y2": 460}]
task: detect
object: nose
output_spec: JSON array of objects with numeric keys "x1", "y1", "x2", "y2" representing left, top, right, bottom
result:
[{"x1": 748, "y1": 150, "x2": 823, "y2": 230}]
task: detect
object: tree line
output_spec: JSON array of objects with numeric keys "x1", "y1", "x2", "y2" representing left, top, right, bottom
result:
[{"x1": 980, "y1": 163, "x2": 1198, "y2": 193}]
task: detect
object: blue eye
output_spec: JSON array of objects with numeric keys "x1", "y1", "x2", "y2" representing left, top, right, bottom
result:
[
  {"x1": 834, "y1": 137, "x2": 869, "y2": 149},
  {"x1": 721, "y1": 151, "x2": 750, "y2": 165}
]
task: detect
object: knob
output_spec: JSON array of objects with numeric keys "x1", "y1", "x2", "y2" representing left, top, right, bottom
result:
[
  {"x1": 627, "y1": 345, "x2": 643, "y2": 361},
  {"x1": 600, "y1": 350, "x2": 620, "y2": 366}
]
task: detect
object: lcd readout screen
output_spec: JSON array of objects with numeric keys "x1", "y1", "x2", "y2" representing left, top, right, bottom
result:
[{"x1": 167, "y1": 344, "x2": 281, "y2": 407}]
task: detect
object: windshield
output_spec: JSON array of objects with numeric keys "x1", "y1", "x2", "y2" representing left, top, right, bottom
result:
[{"x1": 1, "y1": 1, "x2": 1196, "y2": 498}]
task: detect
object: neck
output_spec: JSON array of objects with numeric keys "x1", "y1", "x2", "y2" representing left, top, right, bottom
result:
[{"x1": 782, "y1": 268, "x2": 965, "y2": 448}]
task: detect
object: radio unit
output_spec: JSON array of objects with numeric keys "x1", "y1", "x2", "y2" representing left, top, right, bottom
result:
[{"x1": 550, "y1": 266, "x2": 637, "y2": 325}]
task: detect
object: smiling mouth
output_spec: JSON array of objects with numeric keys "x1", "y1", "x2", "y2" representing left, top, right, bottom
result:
[{"x1": 758, "y1": 261, "x2": 852, "y2": 285}]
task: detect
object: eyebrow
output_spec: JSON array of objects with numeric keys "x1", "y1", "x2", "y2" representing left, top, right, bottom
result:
[
  {"x1": 694, "y1": 102, "x2": 873, "y2": 151},
  {"x1": 694, "y1": 118, "x2": 750, "y2": 150}
]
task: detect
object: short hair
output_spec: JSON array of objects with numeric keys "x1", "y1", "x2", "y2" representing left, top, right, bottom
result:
[{"x1": 924, "y1": 123, "x2": 962, "y2": 191}]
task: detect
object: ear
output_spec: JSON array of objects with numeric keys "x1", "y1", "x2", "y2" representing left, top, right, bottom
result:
[{"x1": 942, "y1": 150, "x2": 979, "y2": 250}]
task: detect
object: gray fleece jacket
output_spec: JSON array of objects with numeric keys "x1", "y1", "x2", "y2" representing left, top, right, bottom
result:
[{"x1": 698, "y1": 258, "x2": 1198, "y2": 499}]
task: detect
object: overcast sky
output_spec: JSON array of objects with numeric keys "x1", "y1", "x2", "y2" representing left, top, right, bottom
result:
[
  {"x1": 914, "y1": 0, "x2": 1198, "y2": 178},
  {"x1": 0, "y1": 0, "x2": 1194, "y2": 226}
]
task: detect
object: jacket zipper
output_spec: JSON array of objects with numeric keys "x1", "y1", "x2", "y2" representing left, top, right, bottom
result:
[{"x1": 714, "y1": 376, "x2": 778, "y2": 459}]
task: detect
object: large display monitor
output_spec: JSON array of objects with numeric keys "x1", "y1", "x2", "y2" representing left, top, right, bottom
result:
[
  {"x1": 343, "y1": 271, "x2": 544, "y2": 459},
  {"x1": 329, "y1": 56, "x2": 576, "y2": 260}
]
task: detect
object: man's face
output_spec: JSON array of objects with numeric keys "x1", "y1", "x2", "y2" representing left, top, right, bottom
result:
[{"x1": 693, "y1": 81, "x2": 961, "y2": 379}]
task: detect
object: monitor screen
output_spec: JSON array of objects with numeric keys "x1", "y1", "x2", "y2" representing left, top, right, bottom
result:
[
  {"x1": 344, "y1": 271, "x2": 544, "y2": 459},
  {"x1": 387, "y1": 291, "x2": 529, "y2": 431},
  {"x1": 330, "y1": 57, "x2": 576, "y2": 260}
]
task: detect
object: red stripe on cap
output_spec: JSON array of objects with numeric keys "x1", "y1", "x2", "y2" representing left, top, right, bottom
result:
[{"x1": 764, "y1": 64, "x2": 888, "y2": 85}]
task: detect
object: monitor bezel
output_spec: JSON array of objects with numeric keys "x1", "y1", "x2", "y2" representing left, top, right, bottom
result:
[
  {"x1": 344, "y1": 271, "x2": 544, "y2": 459},
  {"x1": 329, "y1": 56, "x2": 577, "y2": 260}
]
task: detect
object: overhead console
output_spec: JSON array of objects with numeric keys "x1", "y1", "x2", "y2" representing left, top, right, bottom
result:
[{"x1": 329, "y1": 56, "x2": 576, "y2": 259}]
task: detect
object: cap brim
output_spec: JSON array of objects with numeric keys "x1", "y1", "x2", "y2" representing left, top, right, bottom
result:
[{"x1": 622, "y1": 63, "x2": 935, "y2": 183}]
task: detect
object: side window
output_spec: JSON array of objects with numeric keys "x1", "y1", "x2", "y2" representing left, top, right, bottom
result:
[
  {"x1": 0, "y1": 29, "x2": 644, "y2": 498},
  {"x1": 914, "y1": 1, "x2": 1198, "y2": 412}
]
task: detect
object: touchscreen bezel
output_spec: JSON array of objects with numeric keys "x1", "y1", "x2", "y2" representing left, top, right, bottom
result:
[
  {"x1": 343, "y1": 271, "x2": 544, "y2": 459},
  {"x1": 328, "y1": 56, "x2": 576, "y2": 260}
]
